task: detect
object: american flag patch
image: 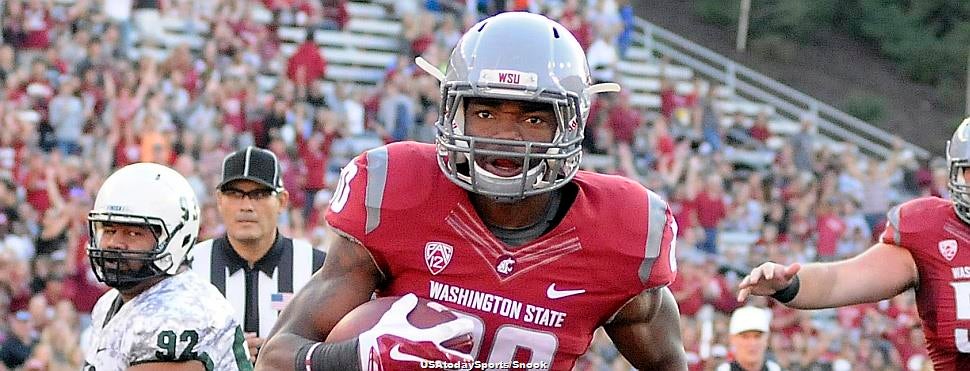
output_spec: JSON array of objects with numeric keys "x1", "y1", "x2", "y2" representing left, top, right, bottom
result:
[{"x1": 270, "y1": 292, "x2": 293, "y2": 311}]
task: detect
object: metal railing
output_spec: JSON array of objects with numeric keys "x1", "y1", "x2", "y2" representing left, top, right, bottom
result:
[{"x1": 633, "y1": 18, "x2": 931, "y2": 160}]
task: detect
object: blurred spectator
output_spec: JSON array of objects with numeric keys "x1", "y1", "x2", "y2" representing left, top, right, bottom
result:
[
  {"x1": 694, "y1": 174, "x2": 727, "y2": 254},
  {"x1": 321, "y1": 0, "x2": 349, "y2": 30},
  {"x1": 377, "y1": 78, "x2": 416, "y2": 142},
  {"x1": 132, "y1": 0, "x2": 163, "y2": 47},
  {"x1": 748, "y1": 111, "x2": 771, "y2": 145},
  {"x1": 659, "y1": 77, "x2": 681, "y2": 121},
  {"x1": 285, "y1": 31, "x2": 327, "y2": 92},
  {"x1": 815, "y1": 200, "x2": 846, "y2": 257},
  {"x1": 698, "y1": 86, "x2": 723, "y2": 153},
  {"x1": 586, "y1": 26, "x2": 618, "y2": 84},
  {"x1": 616, "y1": 0, "x2": 634, "y2": 58},
  {"x1": 606, "y1": 91, "x2": 642, "y2": 178},
  {"x1": 791, "y1": 115, "x2": 816, "y2": 174},
  {"x1": 558, "y1": 0, "x2": 591, "y2": 51},
  {"x1": 0, "y1": 311, "x2": 36, "y2": 369},
  {"x1": 403, "y1": 12, "x2": 435, "y2": 58},
  {"x1": 22, "y1": 0, "x2": 52, "y2": 50},
  {"x1": 298, "y1": 110, "x2": 343, "y2": 219},
  {"x1": 2, "y1": 1, "x2": 27, "y2": 49},
  {"x1": 49, "y1": 78, "x2": 85, "y2": 156}
]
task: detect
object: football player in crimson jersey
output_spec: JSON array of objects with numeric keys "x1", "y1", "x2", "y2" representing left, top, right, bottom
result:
[
  {"x1": 738, "y1": 120, "x2": 970, "y2": 370},
  {"x1": 257, "y1": 12, "x2": 686, "y2": 371}
]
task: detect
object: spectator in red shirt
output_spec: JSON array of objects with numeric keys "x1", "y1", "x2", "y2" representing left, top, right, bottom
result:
[
  {"x1": 606, "y1": 91, "x2": 642, "y2": 178},
  {"x1": 22, "y1": 0, "x2": 51, "y2": 50},
  {"x1": 218, "y1": 76, "x2": 248, "y2": 133},
  {"x1": 693, "y1": 174, "x2": 727, "y2": 254},
  {"x1": 814, "y1": 199, "x2": 846, "y2": 261},
  {"x1": 659, "y1": 77, "x2": 681, "y2": 121},
  {"x1": 286, "y1": 32, "x2": 327, "y2": 92},
  {"x1": 321, "y1": 0, "x2": 349, "y2": 30},
  {"x1": 405, "y1": 12, "x2": 435, "y2": 58},
  {"x1": 559, "y1": 0, "x2": 591, "y2": 51},
  {"x1": 670, "y1": 263, "x2": 705, "y2": 316},
  {"x1": 748, "y1": 111, "x2": 771, "y2": 144},
  {"x1": 297, "y1": 109, "x2": 343, "y2": 219}
]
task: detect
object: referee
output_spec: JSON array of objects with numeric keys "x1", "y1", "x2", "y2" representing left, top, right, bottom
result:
[{"x1": 190, "y1": 146, "x2": 325, "y2": 363}]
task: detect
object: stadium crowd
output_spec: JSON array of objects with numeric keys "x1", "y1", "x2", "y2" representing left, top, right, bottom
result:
[{"x1": 0, "y1": 0, "x2": 943, "y2": 370}]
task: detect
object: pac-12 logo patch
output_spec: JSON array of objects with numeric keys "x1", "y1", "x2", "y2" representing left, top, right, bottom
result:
[
  {"x1": 425, "y1": 242, "x2": 454, "y2": 275},
  {"x1": 940, "y1": 239, "x2": 958, "y2": 261}
]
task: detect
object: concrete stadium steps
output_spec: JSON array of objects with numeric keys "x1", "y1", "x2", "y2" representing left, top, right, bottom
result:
[
  {"x1": 325, "y1": 65, "x2": 386, "y2": 84},
  {"x1": 346, "y1": 18, "x2": 402, "y2": 37},
  {"x1": 278, "y1": 44, "x2": 397, "y2": 68},
  {"x1": 315, "y1": 30, "x2": 400, "y2": 51},
  {"x1": 277, "y1": 27, "x2": 400, "y2": 51},
  {"x1": 616, "y1": 60, "x2": 693, "y2": 80},
  {"x1": 347, "y1": 2, "x2": 390, "y2": 19}
]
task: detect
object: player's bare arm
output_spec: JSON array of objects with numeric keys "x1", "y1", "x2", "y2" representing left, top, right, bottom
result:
[
  {"x1": 256, "y1": 230, "x2": 380, "y2": 370},
  {"x1": 737, "y1": 242, "x2": 918, "y2": 309},
  {"x1": 128, "y1": 361, "x2": 206, "y2": 371},
  {"x1": 604, "y1": 287, "x2": 687, "y2": 370}
]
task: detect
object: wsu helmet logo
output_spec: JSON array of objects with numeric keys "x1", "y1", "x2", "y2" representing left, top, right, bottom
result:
[
  {"x1": 424, "y1": 242, "x2": 454, "y2": 275},
  {"x1": 940, "y1": 239, "x2": 959, "y2": 262}
]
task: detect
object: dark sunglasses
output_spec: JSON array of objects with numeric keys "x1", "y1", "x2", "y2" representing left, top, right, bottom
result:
[{"x1": 220, "y1": 187, "x2": 278, "y2": 200}]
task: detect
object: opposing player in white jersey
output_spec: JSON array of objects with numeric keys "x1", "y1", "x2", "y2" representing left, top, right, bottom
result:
[{"x1": 82, "y1": 162, "x2": 253, "y2": 371}]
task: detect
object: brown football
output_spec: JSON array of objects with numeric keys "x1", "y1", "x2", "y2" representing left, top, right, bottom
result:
[{"x1": 325, "y1": 296, "x2": 474, "y2": 353}]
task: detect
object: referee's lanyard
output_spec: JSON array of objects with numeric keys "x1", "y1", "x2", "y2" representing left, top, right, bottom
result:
[{"x1": 244, "y1": 268, "x2": 260, "y2": 333}]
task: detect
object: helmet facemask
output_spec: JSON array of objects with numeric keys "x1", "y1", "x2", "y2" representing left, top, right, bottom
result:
[
  {"x1": 420, "y1": 12, "x2": 619, "y2": 202},
  {"x1": 436, "y1": 83, "x2": 584, "y2": 202},
  {"x1": 87, "y1": 212, "x2": 183, "y2": 290},
  {"x1": 949, "y1": 157, "x2": 970, "y2": 225}
]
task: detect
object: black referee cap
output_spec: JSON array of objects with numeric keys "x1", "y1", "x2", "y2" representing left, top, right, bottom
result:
[{"x1": 218, "y1": 146, "x2": 283, "y2": 191}]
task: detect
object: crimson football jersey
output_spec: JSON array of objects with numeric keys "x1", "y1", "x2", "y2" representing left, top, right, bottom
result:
[
  {"x1": 326, "y1": 142, "x2": 677, "y2": 370},
  {"x1": 881, "y1": 197, "x2": 970, "y2": 370}
]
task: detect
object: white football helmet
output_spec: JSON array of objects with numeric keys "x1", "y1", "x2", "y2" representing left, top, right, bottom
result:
[
  {"x1": 420, "y1": 12, "x2": 619, "y2": 201},
  {"x1": 949, "y1": 117, "x2": 970, "y2": 224},
  {"x1": 87, "y1": 162, "x2": 200, "y2": 289}
]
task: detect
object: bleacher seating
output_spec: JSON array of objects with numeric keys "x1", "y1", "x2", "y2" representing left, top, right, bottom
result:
[{"x1": 132, "y1": 0, "x2": 822, "y2": 173}]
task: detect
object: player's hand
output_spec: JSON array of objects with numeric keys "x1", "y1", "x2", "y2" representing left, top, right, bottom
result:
[
  {"x1": 244, "y1": 332, "x2": 262, "y2": 363},
  {"x1": 736, "y1": 262, "x2": 801, "y2": 302},
  {"x1": 357, "y1": 293, "x2": 474, "y2": 371}
]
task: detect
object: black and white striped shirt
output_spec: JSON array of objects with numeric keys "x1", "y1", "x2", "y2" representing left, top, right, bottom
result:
[{"x1": 190, "y1": 232, "x2": 325, "y2": 338}]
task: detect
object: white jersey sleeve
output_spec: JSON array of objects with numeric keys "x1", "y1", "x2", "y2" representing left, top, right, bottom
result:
[{"x1": 84, "y1": 271, "x2": 253, "y2": 371}]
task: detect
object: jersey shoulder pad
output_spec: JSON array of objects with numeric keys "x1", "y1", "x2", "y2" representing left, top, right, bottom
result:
[
  {"x1": 886, "y1": 197, "x2": 952, "y2": 234},
  {"x1": 90, "y1": 290, "x2": 120, "y2": 327},
  {"x1": 326, "y1": 142, "x2": 440, "y2": 235},
  {"x1": 574, "y1": 172, "x2": 677, "y2": 288}
]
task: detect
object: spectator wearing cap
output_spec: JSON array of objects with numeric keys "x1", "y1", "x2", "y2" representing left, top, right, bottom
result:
[
  {"x1": 0, "y1": 311, "x2": 36, "y2": 369},
  {"x1": 190, "y1": 146, "x2": 325, "y2": 364},
  {"x1": 717, "y1": 306, "x2": 781, "y2": 371}
]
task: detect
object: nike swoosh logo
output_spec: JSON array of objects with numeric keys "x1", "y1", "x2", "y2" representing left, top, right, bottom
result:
[
  {"x1": 547, "y1": 283, "x2": 586, "y2": 299},
  {"x1": 388, "y1": 344, "x2": 431, "y2": 363}
]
